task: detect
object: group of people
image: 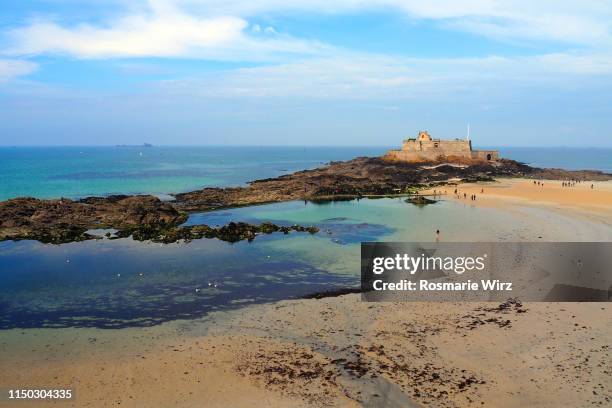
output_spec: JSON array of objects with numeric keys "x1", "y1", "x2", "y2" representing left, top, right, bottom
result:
[
  {"x1": 453, "y1": 188, "x2": 480, "y2": 201},
  {"x1": 561, "y1": 180, "x2": 594, "y2": 189},
  {"x1": 562, "y1": 180, "x2": 580, "y2": 187},
  {"x1": 534, "y1": 179, "x2": 595, "y2": 189},
  {"x1": 431, "y1": 189, "x2": 447, "y2": 198}
]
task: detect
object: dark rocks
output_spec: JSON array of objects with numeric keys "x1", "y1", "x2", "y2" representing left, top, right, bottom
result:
[
  {"x1": 111, "y1": 222, "x2": 318, "y2": 244},
  {"x1": 0, "y1": 195, "x2": 185, "y2": 244},
  {"x1": 530, "y1": 167, "x2": 612, "y2": 181},
  {"x1": 405, "y1": 195, "x2": 437, "y2": 205},
  {"x1": 460, "y1": 175, "x2": 496, "y2": 183},
  {"x1": 197, "y1": 222, "x2": 318, "y2": 244},
  {"x1": 1, "y1": 155, "x2": 610, "y2": 244},
  {"x1": 173, "y1": 156, "x2": 611, "y2": 213},
  {"x1": 302, "y1": 288, "x2": 362, "y2": 299},
  {"x1": 0, "y1": 196, "x2": 186, "y2": 244},
  {"x1": 0, "y1": 193, "x2": 318, "y2": 244},
  {"x1": 31, "y1": 224, "x2": 90, "y2": 244}
]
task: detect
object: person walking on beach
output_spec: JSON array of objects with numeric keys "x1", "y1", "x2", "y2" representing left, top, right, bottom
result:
[
  {"x1": 464, "y1": 193, "x2": 467, "y2": 199},
  {"x1": 436, "y1": 229, "x2": 440, "y2": 242}
]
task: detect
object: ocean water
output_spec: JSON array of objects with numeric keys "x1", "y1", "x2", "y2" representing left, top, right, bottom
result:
[
  {"x1": 496, "y1": 147, "x2": 612, "y2": 173},
  {"x1": 3, "y1": 196, "x2": 608, "y2": 329},
  {"x1": 1, "y1": 145, "x2": 611, "y2": 329},
  {"x1": 0, "y1": 198, "x2": 519, "y2": 329},
  {"x1": 0, "y1": 146, "x2": 610, "y2": 201},
  {"x1": 0, "y1": 146, "x2": 387, "y2": 201}
]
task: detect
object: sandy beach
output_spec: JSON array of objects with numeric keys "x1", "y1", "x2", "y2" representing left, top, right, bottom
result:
[
  {"x1": 1, "y1": 178, "x2": 611, "y2": 408},
  {"x1": 425, "y1": 178, "x2": 612, "y2": 219},
  {"x1": 2, "y1": 299, "x2": 610, "y2": 407}
]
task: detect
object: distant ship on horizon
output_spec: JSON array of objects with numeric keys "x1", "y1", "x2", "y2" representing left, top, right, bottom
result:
[{"x1": 115, "y1": 143, "x2": 154, "y2": 148}]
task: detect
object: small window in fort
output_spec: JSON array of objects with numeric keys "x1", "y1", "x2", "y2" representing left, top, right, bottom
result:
[
  {"x1": 487, "y1": 154, "x2": 492, "y2": 160},
  {"x1": 434, "y1": 143, "x2": 439, "y2": 148}
]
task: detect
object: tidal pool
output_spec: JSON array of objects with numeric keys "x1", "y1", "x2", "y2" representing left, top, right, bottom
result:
[{"x1": 0, "y1": 197, "x2": 546, "y2": 329}]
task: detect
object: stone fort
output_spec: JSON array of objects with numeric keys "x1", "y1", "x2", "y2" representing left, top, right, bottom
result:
[{"x1": 384, "y1": 131, "x2": 499, "y2": 163}]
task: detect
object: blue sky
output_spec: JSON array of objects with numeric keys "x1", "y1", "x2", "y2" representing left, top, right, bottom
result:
[{"x1": 1, "y1": 0, "x2": 611, "y2": 146}]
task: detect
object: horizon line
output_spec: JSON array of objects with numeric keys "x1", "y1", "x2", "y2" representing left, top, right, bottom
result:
[{"x1": 1, "y1": 144, "x2": 612, "y2": 149}]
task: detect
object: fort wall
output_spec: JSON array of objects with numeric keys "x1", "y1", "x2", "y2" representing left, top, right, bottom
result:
[
  {"x1": 471, "y1": 150, "x2": 499, "y2": 161},
  {"x1": 384, "y1": 131, "x2": 499, "y2": 163}
]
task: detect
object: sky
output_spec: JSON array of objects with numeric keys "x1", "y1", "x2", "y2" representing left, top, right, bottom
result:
[{"x1": 0, "y1": 0, "x2": 611, "y2": 147}]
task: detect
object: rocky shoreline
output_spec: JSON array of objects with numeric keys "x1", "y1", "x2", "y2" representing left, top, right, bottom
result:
[
  {"x1": 1, "y1": 156, "x2": 610, "y2": 244},
  {"x1": 119, "y1": 222, "x2": 319, "y2": 244}
]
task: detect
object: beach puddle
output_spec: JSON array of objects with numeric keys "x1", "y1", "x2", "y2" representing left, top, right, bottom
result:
[{"x1": 0, "y1": 198, "x2": 557, "y2": 329}]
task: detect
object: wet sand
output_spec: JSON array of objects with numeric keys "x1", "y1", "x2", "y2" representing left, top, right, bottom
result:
[
  {"x1": 1, "y1": 298, "x2": 610, "y2": 407},
  {"x1": 1, "y1": 179, "x2": 611, "y2": 407}
]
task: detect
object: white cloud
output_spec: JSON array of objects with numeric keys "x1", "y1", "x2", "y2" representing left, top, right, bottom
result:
[
  {"x1": 0, "y1": 59, "x2": 37, "y2": 81},
  {"x1": 152, "y1": 51, "x2": 612, "y2": 100},
  {"x1": 2, "y1": 0, "x2": 612, "y2": 102},
  {"x1": 5, "y1": 1, "x2": 329, "y2": 60},
  {"x1": 532, "y1": 53, "x2": 612, "y2": 75},
  {"x1": 176, "y1": 0, "x2": 612, "y2": 46},
  {"x1": 7, "y1": 16, "x2": 246, "y2": 58},
  {"x1": 5, "y1": 0, "x2": 612, "y2": 62}
]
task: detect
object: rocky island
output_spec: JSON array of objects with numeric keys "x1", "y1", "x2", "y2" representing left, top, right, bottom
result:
[{"x1": 0, "y1": 155, "x2": 610, "y2": 244}]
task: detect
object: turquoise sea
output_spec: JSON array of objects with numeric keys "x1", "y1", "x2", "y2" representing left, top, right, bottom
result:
[
  {"x1": 0, "y1": 146, "x2": 386, "y2": 201},
  {"x1": 0, "y1": 146, "x2": 611, "y2": 329},
  {"x1": 0, "y1": 146, "x2": 610, "y2": 201}
]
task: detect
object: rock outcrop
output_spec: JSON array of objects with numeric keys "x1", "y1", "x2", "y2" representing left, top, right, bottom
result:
[
  {"x1": 0, "y1": 195, "x2": 184, "y2": 244},
  {"x1": 1, "y1": 156, "x2": 610, "y2": 244},
  {"x1": 405, "y1": 196, "x2": 437, "y2": 206}
]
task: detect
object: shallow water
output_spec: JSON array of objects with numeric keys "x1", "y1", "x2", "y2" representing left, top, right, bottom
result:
[
  {"x1": 0, "y1": 236, "x2": 356, "y2": 329},
  {"x1": 0, "y1": 146, "x2": 387, "y2": 200},
  {"x1": 0, "y1": 197, "x2": 605, "y2": 329}
]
